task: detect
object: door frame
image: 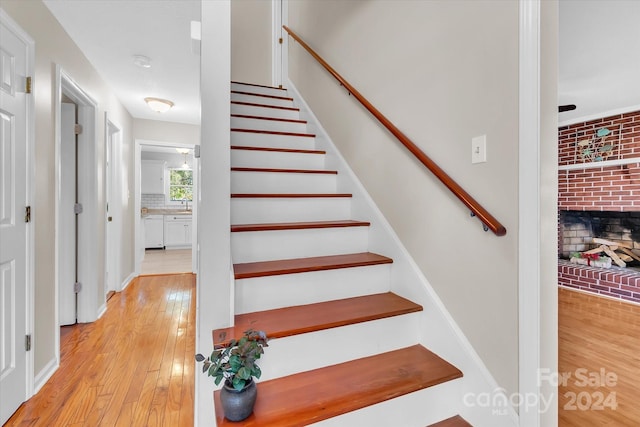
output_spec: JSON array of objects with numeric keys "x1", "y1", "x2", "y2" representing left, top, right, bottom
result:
[
  {"x1": 0, "y1": 6, "x2": 36, "y2": 404},
  {"x1": 134, "y1": 139, "x2": 199, "y2": 276},
  {"x1": 54, "y1": 66, "x2": 101, "y2": 355}
]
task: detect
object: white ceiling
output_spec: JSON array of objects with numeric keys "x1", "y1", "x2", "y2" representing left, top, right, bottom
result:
[
  {"x1": 43, "y1": 0, "x2": 201, "y2": 125},
  {"x1": 43, "y1": 1, "x2": 639, "y2": 127},
  {"x1": 559, "y1": 0, "x2": 640, "y2": 123}
]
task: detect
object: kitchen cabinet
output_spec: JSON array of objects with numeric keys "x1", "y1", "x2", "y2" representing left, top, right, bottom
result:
[
  {"x1": 141, "y1": 160, "x2": 166, "y2": 194},
  {"x1": 144, "y1": 215, "x2": 164, "y2": 248},
  {"x1": 164, "y1": 215, "x2": 192, "y2": 248}
]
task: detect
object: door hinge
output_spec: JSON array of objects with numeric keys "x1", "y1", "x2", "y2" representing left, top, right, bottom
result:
[
  {"x1": 74, "y1": 124, "x2": 83, "y2": 135},
  {"x1": 26, "y1": 76, "x2": 32, "y2": 94},
  {"x1": 25, "y1": 206, "x2": 31, "y2": 223},
  {"x1": 279, "y1": 37, "x2": 283, "y2": 44},
  {"x1": 74, "y1": 282, "x2": 82, "y2": 293},
  {"x1": 25, "y1": 334, "x2": 32, "y2": 351},
  {"x1": 74, "y1": 203, "x2": 83, "y2": 214}
]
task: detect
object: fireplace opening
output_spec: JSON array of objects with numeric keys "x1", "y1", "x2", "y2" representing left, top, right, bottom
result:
[{"x1": 559, "y1": 210, "x2": 640, "y2": 271}]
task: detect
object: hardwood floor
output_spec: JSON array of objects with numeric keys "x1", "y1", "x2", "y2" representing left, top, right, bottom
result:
[
  {"x1": 559, "y1": 288, "x2": 640, "y2": 425},
  {"x1": 141, "y1": 249, "x2": 192, "y2": 275},
  {"x1": 4, "y1": 274, "x2": 195, "y2": 427}
]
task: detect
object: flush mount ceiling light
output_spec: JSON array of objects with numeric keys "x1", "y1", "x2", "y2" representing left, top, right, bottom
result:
[
  {"x1": 133, "y1": 54, "x2": 152, "y2": 68},
  {"x1": 144, "y1": 97, "x2": 174, "y2": 113},
  {"x1": 175, "y1": 148, "x2": 190, "y2": 154}
]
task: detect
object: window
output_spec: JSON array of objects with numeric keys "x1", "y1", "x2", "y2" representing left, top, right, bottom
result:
[{"x1": 168, "y1": 168, "x2": 193, "y2": 202}]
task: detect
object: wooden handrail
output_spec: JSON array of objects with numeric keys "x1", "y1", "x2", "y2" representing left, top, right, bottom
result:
[{"x1": 283, "y1": 26, "x2": 506, "y2": 236}]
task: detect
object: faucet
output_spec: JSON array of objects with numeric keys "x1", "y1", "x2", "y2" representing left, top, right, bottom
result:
[{"x1": 184, "y1": 199, "x2": 190, "y2": 212}]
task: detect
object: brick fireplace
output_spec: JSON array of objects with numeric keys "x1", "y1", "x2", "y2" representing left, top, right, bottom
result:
[{"x1": 558, "y1": 110, "x2": 640, "y2": 304}]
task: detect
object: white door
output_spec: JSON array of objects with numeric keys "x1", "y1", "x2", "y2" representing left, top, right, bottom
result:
[
  {"x1": 59, "y1": 103, "x2": 76, "y2": 326},
  {"x1": 105, "y1": 121, "x2": 117, "y2": 295},
  {"x1": 0, "y1": 15, "x2": 31, "y2": 425}
]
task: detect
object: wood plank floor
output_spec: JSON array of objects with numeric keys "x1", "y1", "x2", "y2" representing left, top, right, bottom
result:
[
  {"x1": 559, "y1": 288, "x2": 640, "y2": 425},
  {"x1": 141, "y1": 249, "x2": 192, "y2": 275},
  {"x1": 4, "y1": 274, "x2": 195, "y2": 427}
]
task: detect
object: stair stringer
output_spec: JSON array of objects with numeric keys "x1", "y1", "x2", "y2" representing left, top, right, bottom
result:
[{"x1": 287, "y1": 79, "x2": 519, "y2": 427}]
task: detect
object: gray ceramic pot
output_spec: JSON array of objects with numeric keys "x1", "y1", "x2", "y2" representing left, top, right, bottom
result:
[{"x1": 220, "y1": 379, "x2": 257, "y2": 422}]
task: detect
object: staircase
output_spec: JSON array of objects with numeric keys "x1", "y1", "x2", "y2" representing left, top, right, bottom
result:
[{"x1": 214, "y1": 81, "x2": 474, "y2": 426}]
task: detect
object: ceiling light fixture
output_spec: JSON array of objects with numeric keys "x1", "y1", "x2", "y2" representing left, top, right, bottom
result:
[
  {"x1": 133, "y1": 54, "x2": 152, "y2": 68},
  {"x1": 145, "y1": 97, "x2": 174, "y2": 113},
  {"x1": 181, "y1": 153, "x2": 191, "y2": 170}
]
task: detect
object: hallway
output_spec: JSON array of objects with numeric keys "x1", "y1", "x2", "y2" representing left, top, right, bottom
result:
[{"x1": 4, "y1": 274, "x2": 195, "y2": 426}]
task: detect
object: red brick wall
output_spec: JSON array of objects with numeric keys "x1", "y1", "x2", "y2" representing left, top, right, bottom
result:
[{"x1": 558, "y1": 110, "x2": 640, "y2": 212}]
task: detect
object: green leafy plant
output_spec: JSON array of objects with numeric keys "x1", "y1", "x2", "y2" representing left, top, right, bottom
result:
[{"x1": 195, "y1": 329, "x2": 269, "y2": 391}]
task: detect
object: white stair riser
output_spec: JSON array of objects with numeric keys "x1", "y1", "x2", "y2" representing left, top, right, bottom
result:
[
  {"x1": 231, "y1": 92, "x2": 294, "y2": 108},
  {"x1": 231, "y1": 131, "x2": 316, "y2": 150},
  {"x1": 231, "y1": 171, "x2": 337, "y2": 194},
  {"x1": 231, "y1": 227, "x2": 369, "y2": 263},
  {"x1": 231, "y1": 103, "x2": 300, "y2": 120},
  {"x1": 231, "y1": 83, "x2": 287, "y2": 97},
  {"x1": 257, "y1": 313, "x2": 421, "y2": 381},
  {"x1": 235, "y1": 264, "x2": 391, "y2": 313},
  {"x1": 231, "y1": 149, "x2": 325, "y2": 170},
  {"x1": 310, "y1": 378, "x2": 462, "y2": 427},
  {"x1": 231, "y1": 116, "x2": 308, "y2": 134},
  {"x1": 231, "y1": 197, "x2": 351, "y2": 223}
]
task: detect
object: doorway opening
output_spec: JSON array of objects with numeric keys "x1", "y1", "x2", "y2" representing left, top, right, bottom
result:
[
  {"x1": 55, "y1": 68, "x2": 102, "y2": 364},
  {"x1": 135, "y1": 140, "x2": 198, "y2": 276}
]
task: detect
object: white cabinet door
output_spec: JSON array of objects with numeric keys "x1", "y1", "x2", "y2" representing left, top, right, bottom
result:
[
  {"x1": 144, "y1": 216, "x2": 164, "y2": 248},
  {"x1": 164, "y1": 216, "x2": 192, "y2": 247},
  {"x1": 141, "y1": 160, "x2": 165, "y2": 194}
]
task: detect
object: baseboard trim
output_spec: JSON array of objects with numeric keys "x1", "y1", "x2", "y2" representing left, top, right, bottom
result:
[
  {"x1": 121, "y1": 272, "x2": 136, "y2": 291},
  {"x1": 33, "y1": 357, "x2": 58, "y2": 394}
]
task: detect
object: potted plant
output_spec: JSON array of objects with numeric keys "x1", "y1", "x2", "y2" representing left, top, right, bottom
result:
[{"x1": 195, "y1": 329, "x2": 269, "y2": 422}]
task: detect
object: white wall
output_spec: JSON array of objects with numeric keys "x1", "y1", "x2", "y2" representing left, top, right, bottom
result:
[
  {"x1": 141, "y1": 151, "x2": 189, "y2": 169},
  {"x1": 231, "y1": 0, "x2": 272, "y2": 86},
  {"x1": 287, "y1": 0, "x2": 520, "y2": 395},
  {"x1": 134, "y1": 118, "x2": 200, "y2": 146},
  {"x1": 1, "y1": 0, "x2": 134, "y2": 375},
  {"x1": 197, "y1": 1, "x2": 231, "y2": 425}
]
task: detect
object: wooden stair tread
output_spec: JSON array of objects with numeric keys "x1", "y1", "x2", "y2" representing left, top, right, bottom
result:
[
  {"x1": 231, "y1": 145, "x2": 325, "y2": 155},
  {"x1": 231, "y1": 128, "x2": 315, "y2": 138},
  {"x1": 231, "y1": 220, "x2": 370, "y2": 233},
  {"x1": 231, "y1": 114, "x2": 307, "y2": 124},
  {"x1": 231, "y1": 81, "x2": 287, "y2": 91},
  {"x1": 231, "y1": 90, "x2": 293, "y2": 101},
  {"x1": 231, "y1": 167, "x2": 337, "y2": 175},
  {"x1": 213, "y1": 292, "x2": 420, "y2": 345},
  {"x1": 428, "y1": 415, "x2": 473, "y2": 427},
  {"x1": 231, "y1": 193, "x2": 352, "y2": 199},
  {"x1": 231, "y1": 100, "x2": 299, "y2": 111},
  {"x1": 214, "y1": 345, "x2": 463, "y2": 426},
  {"x1": 233, "y1": 252, "x2": 391, "y2": 279}
]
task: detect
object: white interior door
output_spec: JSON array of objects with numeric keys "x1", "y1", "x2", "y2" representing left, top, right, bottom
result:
[
  {"x1": 105, "y1": 120, "x2": 120, "y2": 294},
  {"x1": 59, "y1": 102, "x2": 76, "y2": 326},
  {"x1": 0, "y1": 16, "x2": 30, "y2": 425}
]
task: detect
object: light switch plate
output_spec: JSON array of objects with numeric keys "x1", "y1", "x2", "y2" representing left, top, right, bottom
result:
[{"x1": 472, "y1": 135, "x2": 487, "y2": 164}]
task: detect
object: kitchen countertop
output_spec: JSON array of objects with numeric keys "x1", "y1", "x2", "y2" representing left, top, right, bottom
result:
[{"x1": 142, "y1": 208, "x2": 192, "y2": 217}]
